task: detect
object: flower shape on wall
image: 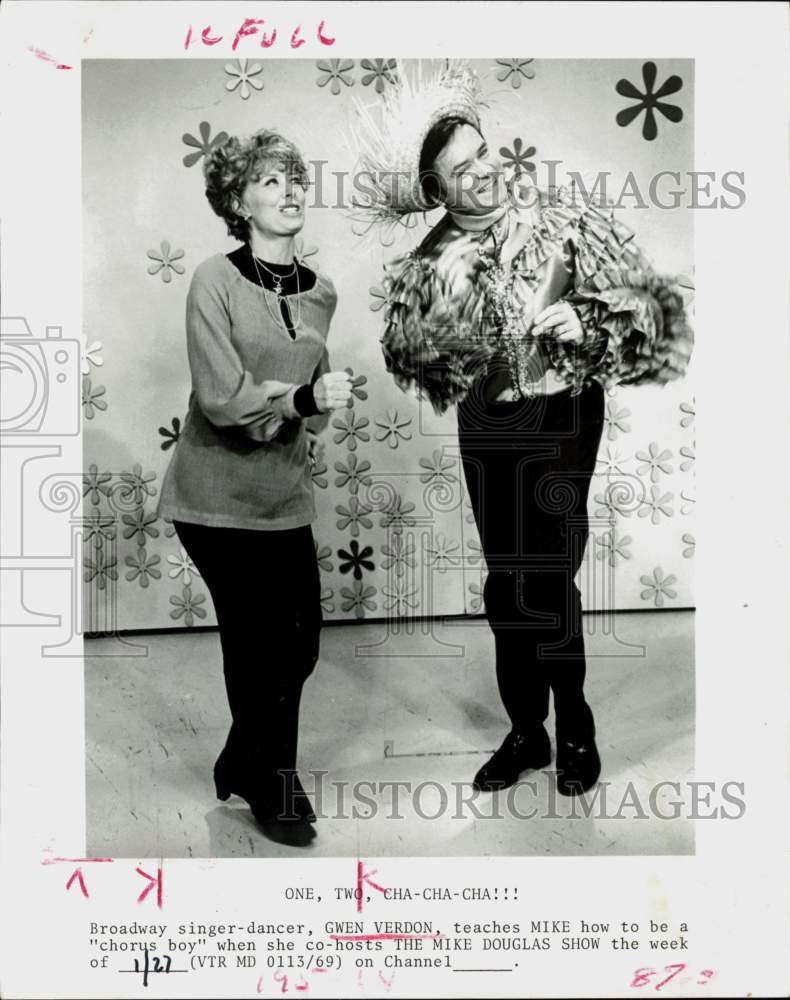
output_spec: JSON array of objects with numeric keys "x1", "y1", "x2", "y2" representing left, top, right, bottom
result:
[
  {"x1": 158, "y1": 418, "x2": 181, "y2": 451},
  {"x1": 499, "y1": 138, "x2": 537, "y2": 175},
  {"x1": 495, "y1": 58, "x2": 535, "y2": 88},
  {"x1": 374, "y1": 409, "x2": 413, "y2": 448},
  {"x1": 638, "y1": 485, "x2": 675, "y2": 525},
  {"x1": 368, "y1": 211, "x2": 421, "y2": 250},
  {"x1": 640, "y1": 567, "x2": 678, "y2": 608},
  {"x1": 680, "y1": 489, "x2": 696, "y2": 516},
  {"x1": 360, "y1": 58, "x2": 397, "y2": 93},
  {"x1": 616, "y1": 62, "x2": 683, "y2": 141},
  {"x1": 83, "y1": 511, "x2": 116, "y2": 549},
  {"x1": 332, "y1": 411, "x2": 370, "y2": 451},
  {"x1": 224, "y1": 59, "x2": 264, "y2": 100},
  {"x1": 380, "y1": 495, "x2": 417, "y2": 533},
  {"x1": 677, "y1": 273, "x2": 695, "y2": 308},
  {"x1": 125, "y1": 548, "x2": 162, "y2": 588},
  {"x1": 121, "y1": 508, "x2": 160, "y2": 547},
  {"x1": 316, "y1": 59, "x2": 355, "y2": 95},
  {"x1": 169, "y1": 585, "x2": 207, "y2": 627},
  {"x1": 311, "y1": 460, "x2": 329, "y2": 490},
  {"x1": 119, "y1": 464, "x2": 158, "y2": 505},
  {"x1": 595, "y1": 530, "x2": 633, "y2": 567},
  {"x1": 419, "y1": 450, "x2": 457, "y2": 485},
  {"x1": 604, "y1": 401, "x2": 632, "y2": 441},
  {"x1": 466, "y1": 538, "x2": 483, "y2": 566},
  {"x1": 295, "y1": 238, "x2": 318, "y2": 265},
  {"x1": 335, "y1": 497, "x2": 373, "y2": 537},
  {"x1": 679, "y1": 400, "x2": 695, "y2": 429},
  {"x1": 321, "y1": 587, "x2": 335, "y2": 614},
  {"x1": 369, "y1": 285, "x2": 391, "y2": 313},
  {"x1": 81, "y1": 340, "x2": 103, "y2": 376},
  {"x1": 334, "y1": 454, "x2": 373, "y2": 495},
  {"x1": 595, "y1": 445, "x2": 630, "y2": 478},
  {"x1": 680, "y1": 399, "x2": 697, "y2": 427},
  {"x1": 425, "y1": 533, "x2": 460, "y2": 573},
  {"x1": 593, "y1": 484, "x2": 634, "y2": 522},
  {"x1": 468, "y1": 581, "x2": 485, "y2": 614},
  {"x1": 383, "y1": 579, "x2": 418, "y2": 616},
  {"x1": 82, "y1": 378, "x2": 107, "y2": 421},
  {"x1": 147, "y1": 241, "x2": 186, "y2": 283},
  {"x1": 83, "y1": 464, "x2": 111, "y2": 506},
  {"x1": 84, "y1": 550, "x2": 118, "y2": 590},
  {"x1": 381, "y1": 533, "x2": 416, "y2": 578},
  {"x1": 338, "y1": 539, "x2": 375, "y2": 580},
  {"x1": 167, "y1": 546, "x2": 199, "y2": 586},
  {"x1": 679, "y1": 444, "x2": 695, "y2": 473},
  {"x1": 344, "y1": 368, "x2": 369, "y2": 408},
  {"x1": 340, "y1": 580, "x2": 377, "y2": 619},
  {"x1": 682, "y1": 533, "x2": 695, "y2": 559},
  {"x1": 182, "y1": 121, "x2": 229, "y2": 168},
  {"x1": 635, "y1": 442, "x2": 673, "y2": 483},
  {"x1": 163, "y1": 520, "x2": 177, "y2": 539},
  {"x1": 315, "y1": 542, "x2": 334, "y2": 573}
]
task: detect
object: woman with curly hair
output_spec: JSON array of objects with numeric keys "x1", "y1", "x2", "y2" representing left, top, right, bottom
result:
[{"x1": 158, "y1": 130, "x2": 351, "y2": 845}]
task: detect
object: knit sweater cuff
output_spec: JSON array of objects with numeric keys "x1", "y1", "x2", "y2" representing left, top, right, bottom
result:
[{"x1": 293, "y1": 383, "x2": 321, "y2": 418}]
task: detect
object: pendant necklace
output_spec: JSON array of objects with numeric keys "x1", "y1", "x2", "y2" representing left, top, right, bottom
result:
[{"x1": 250, "y1": 246, "x2": 302, "y2": 334}]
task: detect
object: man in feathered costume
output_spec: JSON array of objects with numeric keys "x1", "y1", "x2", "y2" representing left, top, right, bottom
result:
[{"x1": 353, "y1": 61, "x2": 693, "y2": 797}]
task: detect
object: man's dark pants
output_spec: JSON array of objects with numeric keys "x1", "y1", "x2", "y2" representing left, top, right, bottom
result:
[{"x1": 456, "y1": 380, "x2": 606, "y2": 740}]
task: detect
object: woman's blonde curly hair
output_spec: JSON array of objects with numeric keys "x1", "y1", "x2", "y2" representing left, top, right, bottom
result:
[{"x1": 203, "y1": 130, "x2": 309, "y2": 242}]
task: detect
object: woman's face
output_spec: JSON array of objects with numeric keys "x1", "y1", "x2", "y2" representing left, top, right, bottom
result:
[
  {"x1": 432, "y1": 123, "x2": 506, "y2": 215},
  {"x1": 239, "y1": 163, "x2": 307, "y2": 239}
]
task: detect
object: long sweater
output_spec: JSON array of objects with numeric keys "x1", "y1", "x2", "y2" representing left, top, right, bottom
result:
[{"x1": 157, "y1": 252, "x2": 337, "y2": 531}]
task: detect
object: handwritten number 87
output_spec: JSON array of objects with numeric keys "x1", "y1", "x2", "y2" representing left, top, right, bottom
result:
[{"x1": 630, "y1": 965, "x2": 716, "y2": 989}]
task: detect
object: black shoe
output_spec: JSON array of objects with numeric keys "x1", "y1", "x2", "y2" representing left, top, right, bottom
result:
[
  {"x1": 216, "y1": 778, "x2": 317, "y2": 846},
  {"x1": 292, "y1": 774, "x2": 317, "y2": 823},
  {"x1": 214, "y1": 753, "x2": 316, "y2": 824},
  {"x1": 252, "y1": 811, "x2": 317, "y2": 847},
  {"x1": 555, "y1": 736, "x2": 601, "y2": 796},
  {"x1": 473, "y1": 728, "x2": 552, "y2": 792}
]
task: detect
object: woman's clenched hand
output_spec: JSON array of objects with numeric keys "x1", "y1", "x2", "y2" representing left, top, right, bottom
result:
[{"x1": 312, "y1": 371, "x2": 353, "y2": 412}]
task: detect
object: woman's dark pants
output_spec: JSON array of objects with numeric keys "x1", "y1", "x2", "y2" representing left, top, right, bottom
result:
[{"x1": 173, "y1": 521, "x2": 321, "y2": 808}]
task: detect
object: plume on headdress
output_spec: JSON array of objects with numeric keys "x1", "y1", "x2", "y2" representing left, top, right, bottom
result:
[{"x1": 349, "y1": 60, "x2": 486, "y2": 233}]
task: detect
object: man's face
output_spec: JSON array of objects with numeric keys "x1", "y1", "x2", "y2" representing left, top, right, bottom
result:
[{"x1": 432, "y1": 123, "x2": 506, "y2": 215}]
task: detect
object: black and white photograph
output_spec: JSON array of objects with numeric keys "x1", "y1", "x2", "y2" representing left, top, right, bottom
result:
[
  {"x1": 1, "y1": 3, "x2": 788, "y2": 999},
  {"x1": 82, "y1": 54, "x2": 697, "y2": 858}
]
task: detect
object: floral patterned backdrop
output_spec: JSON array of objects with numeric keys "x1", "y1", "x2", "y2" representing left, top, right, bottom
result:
[{"x1": 82, "y1": 58, "x2": 694, "y2": 632}]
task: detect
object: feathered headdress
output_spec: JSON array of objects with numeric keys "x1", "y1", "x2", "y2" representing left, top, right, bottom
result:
[{"x1": 349, "y1": 60, "x2": 486, "y2": 234}]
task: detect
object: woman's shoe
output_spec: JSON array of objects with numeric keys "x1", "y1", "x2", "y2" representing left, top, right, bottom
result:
[
  {"x1": 254, "y1": 814, "x2": 317, "y2": 847},
  {"x1": 214, "y1": 754, "x2": 316, "y2": 823},
  {"x1": 213, "y1": 751, "x2": 238, "y2": 802},
  {"x1": 292, "y1": 774, "x2": 317, "y2": 823}
]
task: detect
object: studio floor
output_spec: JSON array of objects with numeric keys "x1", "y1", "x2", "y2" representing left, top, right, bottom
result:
[{"x1": 85, "y1": 611, "x2": 694, "y2": 859}]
